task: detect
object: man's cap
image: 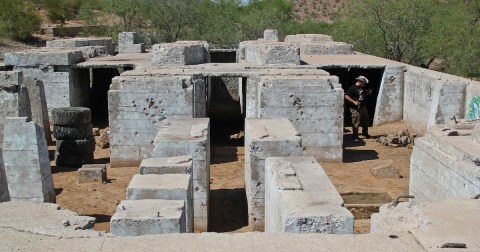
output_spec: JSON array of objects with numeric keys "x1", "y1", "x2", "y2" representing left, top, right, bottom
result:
[{"x1": 356, "y1": 76, "x2": 369, "y2": 83}]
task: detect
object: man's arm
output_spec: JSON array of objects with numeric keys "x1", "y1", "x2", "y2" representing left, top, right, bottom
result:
[{"x1": 345, "y1": 94, "x2": 358, "y2": 106}]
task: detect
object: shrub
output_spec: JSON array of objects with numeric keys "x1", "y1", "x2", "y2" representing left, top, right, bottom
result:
[{"x1": 0, "y1": 0, "x2": 41, "y2": 40}]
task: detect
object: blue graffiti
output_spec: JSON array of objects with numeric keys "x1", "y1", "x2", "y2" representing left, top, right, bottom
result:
[{"x1": 467, "y1": 96, "x2": 480, "y2": 119}]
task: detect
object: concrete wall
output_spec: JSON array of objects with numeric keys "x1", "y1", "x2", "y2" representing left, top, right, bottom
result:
[
  {"x1": 108, "y1": 75, "x2": 206, "y2": 167},
  {"x1": 409, "y1": 125, "x2": 480, "y2": 202},
  {"x1": 237, "y1": 41, "x2": 300, "y2": 65},
  {"x1": 255, "y1": 76, "x2": 344, "y2": 161},
  {"x1": 0, "y1": 147, "x2": 10, "y2": 202},
  {"x1": 3, "y1": 117, "x2": 55, "y2": 203},
  {"x1": 245, "y1": 118, "x2": 303, "y2": 231},
  {"x1": 373, "y1": 66, "x2": 405, "y2": 126},
  {"x1": 265, "y1": 156, "x2": 353, "y2": 234},
  {"x1": 403, "y1": 66, "x2": 468, "y2": 134}
]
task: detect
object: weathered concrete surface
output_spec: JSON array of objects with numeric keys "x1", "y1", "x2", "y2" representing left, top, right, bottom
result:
[
  {"x1": 23, "y1": 76, "x2": 51, "y2": 144},
  {"x1": 263, "y1": 29, "x2": 279, "y2": 41},
  {"x1": 3, "y1": 117, "x2": 55, "y2": 203},
  {"x1": 245, "y1": 118, "x2": 303, "y2": 231},
  {"x1": 265, "y1": 156, "x2": 353, "y2": 234},
  {"x1": 5, "y1": 49, "x2": 84, "y2": 66},
  {"x1": 410, "y1": 125, "x2": 480, "y2": 202},
  {"x1": 371, "y1": 197, "x2": 480, "y2": 251},
  {"x1": 78, "y1": 164, "x2": 107, "y2": 183},
  {"x1": 370, "y1": 160, "x2": 400, "y2": 179},
  {"x1": 110, "y1": 199, "x2": 186, "y2": 236},
  {"x1": 0, "y1": 200, "x2": 99, "y2": 238},
  {"x1": 152, "y1": 118, "x2": 210, "y2": 232},
  {"x1": 0, "y1": 71, "x2": 32, "y2": 146},
  {"x1": 139, "y1": 156, "x2": 193, "y2": 175},
  {"x1": 46, "y1": 37, "x2": 115, "y2": 55},
  {"x1": 373, "y1": 66, "x2": 405, "y2": 126},
  {"x1": 284, "y1": 34, "x2": 334, "y2": 43},
  {"x1": 126, "y1": 174, "x2": 193, "y2": 232},
  {"x1": 108, "y1": 75, "x2": 205, "y2": 167},
  {"x1": 237, "y1": 41, "x2": 300, "y2": 65},
  {"x1": 256, "y1": 75, "x2": 344, "y2": 161},
  {"x1": 152, "y1": 41, "x2": 210, "y2": 66},
  {"x1": 0, "y1": 147, "x2": 10, "y2": 202},
  {"x1": 119, "y1": 32, "x2": 145, "y2": 54}
]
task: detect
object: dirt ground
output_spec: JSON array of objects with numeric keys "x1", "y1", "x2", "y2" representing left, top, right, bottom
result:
[{"x1": 52, "y1": 121, "x2": 413, "y2": 234}]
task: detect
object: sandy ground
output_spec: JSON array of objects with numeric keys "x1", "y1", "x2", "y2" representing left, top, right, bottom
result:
[{"x1": 52, "y1": 121, "x2": 412, "y2": 234}]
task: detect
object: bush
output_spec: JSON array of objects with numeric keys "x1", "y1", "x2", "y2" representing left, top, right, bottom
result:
[{"x1": 0, "y1": 0, "x2": 41, "y2": 40}]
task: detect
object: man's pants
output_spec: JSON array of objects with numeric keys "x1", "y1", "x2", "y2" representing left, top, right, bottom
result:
[{"x1": 350, "y1": 106, "x2": 369, "y2": 138}]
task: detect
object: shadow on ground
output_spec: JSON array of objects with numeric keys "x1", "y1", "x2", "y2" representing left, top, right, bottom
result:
[{"x1": 208, "y1": 188, "x2": 248, "y2": 232}]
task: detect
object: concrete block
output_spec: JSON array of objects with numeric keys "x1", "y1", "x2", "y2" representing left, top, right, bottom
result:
[
  {"x1": 265, "y1": 156, "x2": 353, "y2": 234},
  {"x1": 300, "y1": 42, "x2": 354, "y2": 55},
  {"x1": 23, "y1": 76, "x2": 51, "y2": 144},
  {"x1": 126, "y1": 174, "x2": 193, "y2": 232},
  {"x1": 244, "y1": 118, "x2": 303, "y2": 230},
  {"x1": 474, "y1": 124, "x2": 480, "y2": 144},
  {"x1": 3, "y1": 117, "x2": 55, "y2": 203},
  {"x1": 118, "y1": 32, "x2": 145, "y2": 53},
  {"x1": 5, "y1": 49, "x2": 84, "y2": 66},
  {"x1": 0, "y1": 148, "x2": 10, "y2": 202},
  {"x1": 193, "y1": 198, "x2": 209, "y2": 232},
  {"x1": 284, "y1": 34, "x2": 333, "y2": 43},
  {"x1": 263, "y1": 29, "x2": 278, "y2": 41},
  {"x1": 238, "y1": 41, "x2": 300, "y2": 65},
  {"x1": 78, "y1": 164, "x2": 107, "y2": 183},
  {"x1": 110, "y1": 199, "x2": 186, "y2": 236},
  {"x1": 139, "y1": 156, "x2": 193, "y2": 175},
  {"x1": 303, "y1": 147, "x2": 343, "y2": 162},
  {"x1": 46, "y1": 37, "x2": 115, "y2": 55},
  {"x1": 151, "y1": 41, "x2": 209, "y2": 65},
  {"x1": 369, "y1": 160, "x2": 400, "y2": 179}
]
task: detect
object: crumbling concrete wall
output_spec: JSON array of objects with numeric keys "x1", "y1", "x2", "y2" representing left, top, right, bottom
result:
[
  {"x1": 0, "y1": 71, "x2": 32, "y2": 146},
  {"x1": 404, "y1": 66, "x2": 467, "y2": 134},
  {"x1": 4, "y1": 49, "x2": 89, "y2": 116},
  {"x1": 245, "y1": 118, "x2": 303, "y2": 231},
  {"x1": 108, "y1": 75, "x2": 206, "y2": 167},
  {"x1": 373, "y1": 66, "x2": 405, "y2": 126},
  {"x1": 265, "y1": 156, "x2": 353, "y2": 233},
  {"x1": 255, "y1": 76, "x2": 344, "y2": 161},
  {"x1": 3, "y1": 117, "x2": 55, "y2": 203},
  {"x1": 409, "y1": 123, "x2": 480, "y2": 202}
]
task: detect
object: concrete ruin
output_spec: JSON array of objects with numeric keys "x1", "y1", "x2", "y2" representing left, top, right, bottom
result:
[{"x1": 1, "y1": 29, "x2": 480, "y2": 246}]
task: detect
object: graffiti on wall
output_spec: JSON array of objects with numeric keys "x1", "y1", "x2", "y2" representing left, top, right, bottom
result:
[{"x1": 467, "y1": 96, "x2": 480, "y2": 119}]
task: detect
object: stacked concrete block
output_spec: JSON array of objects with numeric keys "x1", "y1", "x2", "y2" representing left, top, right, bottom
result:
[
  {"x1": 78, "y1": 164, "x2": 107, "y2": 183},
  {"x1": 151, "y1": 41, "x2": 210, "y2": 66},
  {"x1": 139, "y1": 156, "x2": 193, "y2": 175},
  {"x1": 371, "y1": 197, "x2": 479, "y2": 249},
  {"x1": 409, "y1": 125, "x2": 480, "y2": 202},
  {"x1": 263, "y1": 29, "x2": 279, "y2": 41},
  {"x1": 256, "y1": 76, "x2": 344, "y2": 161},
  {"x1": 244, "y1": 118, "x2": 303, "y2": 231},
  {"x1": 0, "y1": 148, "x2": 10, "y2": 202},
  {"x1": 118, "y1": 32, "x2": 145, "y2": 54},
  {"x1": 4, "y1": 49, "x2": 89, "y2": 116},
  {"x1": 152, "y1": 118, "x2": 210, "y2": 232},
  {"x1": 110, "y1": 199, "x2": 186, "y2": 236},
  {"x1": 237, "y1": 41, "x2": 300, "y2": 65},
  {"x1": 126, "y1": 174, "x2": 193, "y2": 232},
  {"x1": 300, "y1": 42, "x2": 354, "y2": 55},
  {"x1": 0, "y1": 71, "x2": 32, "y2": 147},
  {"x1": 46, "y1": 37, "x2": 115, "y2": 56},
  {"x1": 265, "y1": 156, "x2": 353, "y2": 234},
  {"x1": 3, "y1": 117, "x2": 55, "y2": 203},
  {"x1": 108, "y1": 75, "x2": 206, "y2": 167}
]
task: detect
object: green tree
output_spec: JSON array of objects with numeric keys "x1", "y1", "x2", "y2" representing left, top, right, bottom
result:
[{"x1": 0, "y1": 0, "x2": 41, "y2": 40}]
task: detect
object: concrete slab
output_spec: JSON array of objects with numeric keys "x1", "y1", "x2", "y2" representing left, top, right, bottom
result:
[
  {"x1": 110, "y1": 199, "x2": 186, "y2": 236},
  {"x1": 139, "y1": 156, "x2": 193, "y2": 175},
  {"x1": 4, "y1": 48, "x2": 84, "y2": 66},
  {"x1": 152, "y1": 41, "x2": 210, "y2": 65}
]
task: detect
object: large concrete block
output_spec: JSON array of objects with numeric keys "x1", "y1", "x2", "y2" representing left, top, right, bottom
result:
[
  {"x1": 5, "y1": 49, "x2": 84, "y2": 66},
  {"x1": 78, "y1": 164, "x2": 107, "y2": 183},
  {"x1": 3, "y1": 117, "x2": 55, "y2": 203},
  {"x1": 284, "y1": 34, "x2": 334, "y2": 43},
  {"x1": 151, "y1": 41, "x2": 210, "y2": 66},
  {"x1": 110, "y1": 199, "x2": 186, "y2": 236},
  {"x1": 244, "y1": 118, "x2": 303, "y2": 230},
  {"x1": 23, "y1": 76, "x2": 51, "y2": 144},
  {"x1": 126, "y1": 174, "x2": 193, "y2": 232},
  {"x1": 0, "y1": 148, "x2": 10, "y2": 202},
  {"x1": 152, "y1": 118, "x2": 210, "y2": 231},
  {"x1": 265, "y1": 156, "x2": 353, "y2": 234},
  {"x1": 263, "y1": 29, "x2": 278, "y2": 41},
  {"x1": 238, "y1": 41, "x2": 300, "y2": 65},
  {"x1": 118, "y1": 32, "x2": 145, "y2": 54},
  {"x1": 300, "y1": 42, "x2": 354, "y2": 55},
  {"x1": 139, "y1": 156, "x2": 193, "y2": 175},
  {"x1": 46, "y1": 37, "x2": 115, "y2": 55},
  {"x1": 373, "y1": 66, "x2": 405, "y2": 126}
]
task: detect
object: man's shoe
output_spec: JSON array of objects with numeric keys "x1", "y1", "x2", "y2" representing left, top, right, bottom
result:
[
  {"x1": 352, "y1": 138, "x2": 359, "y2": 142},
  {"x1": 364, "y1": 135, "x2": 371, "y2": 139}
]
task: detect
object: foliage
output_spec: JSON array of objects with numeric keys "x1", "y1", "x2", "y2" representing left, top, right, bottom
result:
[
  {"x1": 0, "y1": 0, "x2": 41, "y2": 40},
  {"x1": 41, "y1": 0, "x2": 84, "y2": 23}
]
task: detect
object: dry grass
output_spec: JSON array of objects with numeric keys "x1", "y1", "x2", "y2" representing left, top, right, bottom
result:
[{"x1": 290, "y1": 0, "x2": 347, "y2": 21}]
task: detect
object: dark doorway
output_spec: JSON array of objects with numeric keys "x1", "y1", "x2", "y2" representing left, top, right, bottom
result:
[{"x1": 321, "y1": 67, "x2": 384, "y2": 127}]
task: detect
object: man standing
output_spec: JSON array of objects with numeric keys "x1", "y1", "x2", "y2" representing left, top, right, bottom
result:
[{"x1": 345, "y1": 76, "x2": 372, "y2": 141}]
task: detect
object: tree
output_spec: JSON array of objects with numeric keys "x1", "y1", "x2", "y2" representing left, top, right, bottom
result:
[{"x1": 0, "y1": 0, "x2": 41, "y2": 40}]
